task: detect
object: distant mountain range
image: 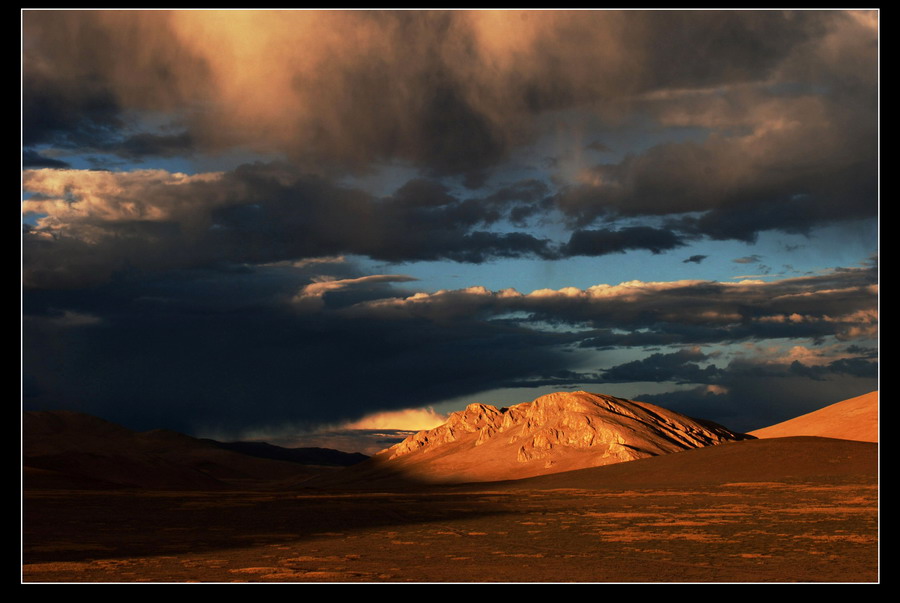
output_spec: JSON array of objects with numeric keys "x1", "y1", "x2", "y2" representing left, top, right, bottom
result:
[
  {"x1": 23, "y1": 390, "x2": 877, "y2": 490},
  {"x1": 202, "y1": 439, "x2": 368, "y2": 466},
  {"x1": 23, "y1": 410, "x2": 366, "y2": 490}
]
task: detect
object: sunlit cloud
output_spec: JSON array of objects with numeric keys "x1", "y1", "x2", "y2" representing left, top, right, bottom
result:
[
  {"x1": 338, "y1": 271, "x2": 875, "y2": 337},
  {"x1": 22, "y1": 168, "x2": 225, "y2": 227},
  {"x1": 340, "y1": 407, "x2": 448, "y2": 431},
  {"x1": 292, "y1": 274, "x2": 418, "y2": 311}
]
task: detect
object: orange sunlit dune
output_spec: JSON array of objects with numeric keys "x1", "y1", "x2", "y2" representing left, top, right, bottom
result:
[{"x1": 748, "y1": 391, "x2": 877, "y2": 442}]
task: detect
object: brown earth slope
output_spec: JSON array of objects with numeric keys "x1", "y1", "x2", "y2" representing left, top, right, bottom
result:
[
  {"x1": 499, "y1": 435, "x2": 876, "y2": 490},
  {"x1": 748, "y1": 391, "x2": 878, "y2": 442}
]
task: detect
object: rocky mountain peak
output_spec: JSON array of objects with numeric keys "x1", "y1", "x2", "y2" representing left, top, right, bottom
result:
[{"x1": 378, "y1": 392, "x2": 752, "y2": 480}]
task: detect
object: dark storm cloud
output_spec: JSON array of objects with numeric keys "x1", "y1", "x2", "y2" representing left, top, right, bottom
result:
[
  {"x1": 24, "y1": 58, "x2": 193, "y2": 162},
  {"x1": 549, "y1": 12, "x2": 876, "y2": 238},
  {"x1": 22, "y1": 11, "x2": 877, "y2": 251},
  {"x1": 631, "y1": 386, "x2": 768, "y2": 431},
  {"x1": 586, "y1": 141, "x2": 612, "y2": 153},
  {"x1": 601, "y1": 348, "x2": 721, "y2": 384},
  {"x1": 24, "y1": 164, "x2": 700, "y2": 288},
  {"x1": 21, "y1": 165, "x2": 555, "y2": 287},
  {"x1": 23, "y1": 11, "x2": 862, "y2": 177},
  {"x1": 575, "y1": 320, "x2": 846, "y2": 349},
  {"x1": 342, "y1": 265, "x2": 877, "y2": 347},
  {"x1": 23, "y1": 64, "x2": 193, "y2": 163},
  {"x1": 22, "y1": 70, "x2": 123, "y2": 150},
  {"x1": 22, "y1": 259, "x2": 876, "y2": 435},
  {"x1": 117, "y1": 131, "x2": 195, "y2": 159},
  {"x1": 22, "y1": 149, "x2": 70, "y2": 169},
  {"x1": 21, "y1": 10, "x2": 878, "y2": 438},
  {"x1": 554, "y1": 121, "x2": 876, "y2": 239},
  {"x1": 605, "y1": 348, "x2": 875, "y2": 386},
  {"x1": 563, "y1": 227, "x2": 685, "y2": 257},
  {"x1": 488, "y1": 338, "x2": 876, "y2": 431},
  {"x1": 788, "y1": 357, "x2": 878, "y2": 380},
  {"x1": 683, "y1": 255, "x2": 708, "y2": 264},
  {"x1": 22, "y1": 11, "x2": 209, "y2": 140},
  {"x1": 443, "y1": 339, "x2": 875, "y2": 434},
  {"x1": 845, "y1": 344, "x2": 878, "y2": 359},
  {"x1": 22, "y1": 265, "x2": 578, "y2": 434},
  {"x1": 477, "y1": 179, "x2": 552, "y2": 226},
  {"x1": 636, "y1": 356, "x2": 877, "y2": 432}
]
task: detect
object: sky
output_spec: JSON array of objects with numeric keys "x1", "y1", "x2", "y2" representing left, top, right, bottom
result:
[{"x1": 22, "y1": 9, "x2": 878, "y2": 451}]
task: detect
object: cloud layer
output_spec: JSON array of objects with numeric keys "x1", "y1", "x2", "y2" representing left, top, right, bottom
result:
[
  {"x1": 22, "y1": 10, "x2": 878, "y2": 439},
  {"x1": 23, "y1": 257, "x2": 876, "y2": 433}
]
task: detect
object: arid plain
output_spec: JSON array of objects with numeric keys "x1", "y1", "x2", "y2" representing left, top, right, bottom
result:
[{"x1": 22, "y1": 392, "x2": 878, "y2": 583}]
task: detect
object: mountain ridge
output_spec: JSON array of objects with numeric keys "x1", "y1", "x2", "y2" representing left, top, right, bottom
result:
[
  {"x1": 347, "y1": 391, "x2": 754, "y2": 484},
  {"x1": 384, "y1": 391, "x2": 751, "y2": 463},
  {"x1": 22, "y1": 410, "x2": 358, "y2": 490}
]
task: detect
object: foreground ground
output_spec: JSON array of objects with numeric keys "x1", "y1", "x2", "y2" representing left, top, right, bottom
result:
[{"x1": 23, "y1": 475, "x2": 877, "y2": 583}]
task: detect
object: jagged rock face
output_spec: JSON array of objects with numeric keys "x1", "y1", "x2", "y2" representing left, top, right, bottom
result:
[
  {"x1": 375, "y1": 391, "x2": 751, "y2": 482},
  {"x1": 387, "y1": 403, "x2": 503, "y2": 458}
]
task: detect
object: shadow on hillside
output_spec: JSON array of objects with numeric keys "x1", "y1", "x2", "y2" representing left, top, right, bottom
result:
[
  {"x1": 301, "y1": 435, "x2": 878, "y2": 492},
  {"x1": 23, "y1": 437, "x2": 877, "y2": 566}
]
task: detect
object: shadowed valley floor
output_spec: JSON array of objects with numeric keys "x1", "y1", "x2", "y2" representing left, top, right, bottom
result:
[
  {"x1": 23, "y1": 435, "x2": 877, "y2": 582},
  {"x1": 22, "y1": 392, "x2": 878, "y2": 582}
]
